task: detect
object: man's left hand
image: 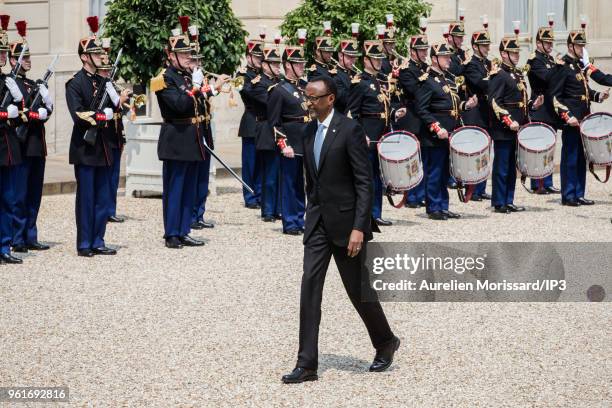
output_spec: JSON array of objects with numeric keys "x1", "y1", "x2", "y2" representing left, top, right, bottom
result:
[
  {"x1": 395, "y1": 108, "x2": 406, "y2": 120},
  {"x1": 347, "y1": 229, "x2": 364, "y2": 258}
]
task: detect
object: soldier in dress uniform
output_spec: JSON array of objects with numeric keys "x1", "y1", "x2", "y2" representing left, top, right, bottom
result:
[
  {"x1": 97, "y1": 38, "x2": 130, "y2": 224},
  {"x1": 488, "y1": 34, "x2": 544, "y2": 214},
  {"x1": 347, "y1": 39, "x2": 396, "y2": 227},
  {"x1": 254, "y1": 45, "x2": 282, "y2": 222},
  {"x1": 150, "y1": 17, "x2": 221, "y2": 249},
  {"x1": 0, "y1": 14, "x2": 26, "y2": 264},
  {"x1": 189, "y1": 23, "x2": 225, "y2": 231},
  {"x1": 446, "y1": 13, "x2": 467, "y2": 77},
  {"x1": 526, "y1": 23, "x2": 561, "y2": 194},
  {"x1": 397, "y1": 34, "x2": 430, "y2": 208},
  {"x1": 549, "y1": 29, "x2": 609, "y2": 207},
  {"x1": 461, "y1": 27, "x2": 492, "y2": 201},
  {"x1": 333, "y1": 38, "x2": 360, "y2": 115},
  {"x1": 65, "y1": 16, "x2": 118, "y2": 257},
  {"x1": 416, "y1": 43, "x2": 478, "y2": 220},
  {"x1": 237, "y1": 38, "x2": 265, "y2": 209},
  {"x1": 270, "y1": 44, "x2": 310, "y2": 235},
  {"x1": 8, "y1": 21, "x2": 54, "y2": 253},
  {"x1": 307, "y1": 33, "x2": 335, "y2": 81}
]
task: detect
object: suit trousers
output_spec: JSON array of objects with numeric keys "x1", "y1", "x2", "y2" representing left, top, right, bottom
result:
[
  {"x1": 11, "y1": 156, "x2": 45, "y2": 246},
  {"x1": 297, "y1": 219, "x2": 394, "y2": 370},
  {"x1": 368, "y1": 150, "x2": 383, "y2": 219},
  {"x1": 108, "y1": 148, "x2": 122, "y2": 217},
  {"x1": 0, "y1": 165, "x2": 15, "y2": 254},
  {"x1": 560, "y1": 126, "x2": 587, "y2": 201},
  {"x1": 260, "y1": 150, "x2": 281, "y2": 218},
  {"x1": 162, "y1": 160, "x2": 197, "y2": 239},
  {"x1": 422, "y1": 146, "x2": 450, "y2": 213},
  {"x1": 241, "y1": 137, "x2": 262, "y2": 206},
  {"x1": 193, "y1": 153, "x2": 211, "y2": 223},
  {"x1": 491, "y1": 140, "x2": 518, "y2": 207},
  {"x1": 279, "y1": 155, "x2": 305, "y2": 232},
  {"x1": 74, "y1": 164, "x2": 111, "y2": 250}
]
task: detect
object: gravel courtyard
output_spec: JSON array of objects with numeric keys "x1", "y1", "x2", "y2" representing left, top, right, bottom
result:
[{"x1": 1, "y1": 174, "x2": 611, "y2": 407}]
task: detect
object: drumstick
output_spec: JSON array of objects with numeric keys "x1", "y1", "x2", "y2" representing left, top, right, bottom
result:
[{"x1": 370, "y1": 140, "x2": 400, "y2": 144}]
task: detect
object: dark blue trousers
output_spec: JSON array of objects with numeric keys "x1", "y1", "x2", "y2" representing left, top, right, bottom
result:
[
  {"x1": 11, "y1": 157, "x2": 45, "y2": 247},
  {"x1": 280, "y1": 155, "x2": 305, "y2": 232},
  {"x1": 108, "y1": 148, "x2": 121, "y2": 217},
  {"x1": 74, "y1": 164, "x2": 111, "y2": 250},
  {"x1": 241, "y1": 137, "x2": 262, "y2": 206},
  {"x1": 162, "y1": 160, "x2": 198, "y2": 239},
  {"x1": 0, "y1": 165, "x2": 15, "y2": 255},
  {"x1": 491, "y1": 140, "x2": 517, "y2": 207},
  {"x1": 260, "y1": 150, "x2": 280, "y2": 218},
  {"x1": 422, "y1": 146, "x2": 450, "y2": 213},
  {"x1": 406, "y1": 178, "x2": 426, "y2": 204},
  {"x1": 193, "y1": 154, "x2": 211, "y2": 224},
  {"x1": 560, "y1": 126, "x2": 587, "y2": 201},
  {"x1": 368, "y1": 150, "x2": 383, "y2": 219},
  {"x1": 530, "y1": 174, "x2": 553, "y2": 190}
]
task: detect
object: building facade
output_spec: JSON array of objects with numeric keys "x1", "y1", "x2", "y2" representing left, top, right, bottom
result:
[{"x1": 2, "y1": 0, "x2": 611, "y2": 157}]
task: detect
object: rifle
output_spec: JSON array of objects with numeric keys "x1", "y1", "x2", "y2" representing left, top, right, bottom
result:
[
  {"x1": 83, "y1": 48, "x2": 123, "y2": 146},
  {"x1": 0, "y1": 44, "x2": 28, "y2": 109},
  {"x1": 15, "y1": 54, "x2": 59, "y2": 142}
]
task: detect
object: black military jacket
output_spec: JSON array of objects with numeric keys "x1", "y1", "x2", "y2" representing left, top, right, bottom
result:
[
  {"x1": 488, "y1": 63, "x2": 530, "y2": 141},
  {"x1": 0, "y1": 74, "x2": 23, "y2": 166},
  {"x1": 347, "y1": 71, "x2": 390, "y2": 148},
  {"x1": 15, "y1": 74, "x2": 52, "y2": 158},
  {"x1": 307, "y1": 61, "x2": 335, "y2": 82},
  {"x1": 249, "y1": 73, "x2": 277, "y2": 151},
  {"x1": 398, "y1": 58, "x2": 428, "y2": 135},
  {"x1": 416, "y1": 68, "x2": 466, "y2": 148},
  {"x1": 448, "y1": 47, "x2": 466, "y2": 77},
  {"x1": 237, "y1": 65, "x2": 259, "y2": 138},
  {"x1": 268, "y1": 78, "x2": 311, "y2": 155},
  {"x1": 333, "y1": 65, "x2": 353, "y2": 114},
  {"x1": 526, "y1": 50, "x2": 557, "y2": 126},
  {"x1": 66, "y1": 68, "x2": 115, "y2": 166},
  {"x1": 462, "y1": 53, "x2": 491, "y2": 127}
]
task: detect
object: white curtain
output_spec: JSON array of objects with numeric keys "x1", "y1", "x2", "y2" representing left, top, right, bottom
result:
[
  {"x1": 504, "y1": 0, "x2": 529, "y2": 34},
  {"x1": 90, "y1": 0, "x2": 109, "y2": 23},
  {"x1": 505, "y1": 0, "x2": 567, "y2": 34},
  {"x1": 536, "y1": 0, "x2": 567, "y2": 31}
]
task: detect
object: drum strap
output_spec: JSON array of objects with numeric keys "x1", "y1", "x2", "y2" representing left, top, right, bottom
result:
[
  {"x1": 519, "y1": 175, "x2": 545, "y2": 194},
  {"x1": 385, "y1": 186, "x2": 407, "y2": 209},
  {"x1": 588, "y1": 163, "x2": 611, "y2": 183},
  {"x1": 456, "y1": 183, "x2": 475, "y2": 203}
]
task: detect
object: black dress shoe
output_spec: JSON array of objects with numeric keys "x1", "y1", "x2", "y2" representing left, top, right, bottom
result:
[
  {"x1": 199, "y1": 221, "x2": 214, "y2": 228},
  {"x1": 447, "y1": 182, "x2": 458, "y2": 189},
  {"x1": 405, "y1": 202, "x2": 420, "y2": 208},
  {"x1": 577, "y1": 198, "x2": 595, "y2": 205},
  {"x1": 0, "y1": 253, "x2": 23, "y2": 264},
  {"x1": 92, "y1": 247, "x2": 117, "y2": 255},
  {"x1": 77, "y1": 249, "x2": 95, "y2": 257},
  {"x1": 442, "y1": 210, "x2": 461, "y2": 219},
  {"x1": 165, "y1": 237, "x2": 183, "y2": 249},
  {"x1": 245, "y1": 203, "x2": 261, "y2": 209},
  {"x1": 428, "y1": 211, "x2": 448, "y2": 220},
  {"x1": 507, "y1": 204, "x2": 526, "y2": 212},
  {"x1": 479, "y1": 193, "x2": 491, "y2": 200},
  {"x1": 545, "y1": 186, "x2": 561, "y2": 194},
  {"x1": 27, "y1": 242, "x2": 50, "y2": 250},
  {"x1": 108, "y1": 215, "x2": 125, "y2": 223},
  {"x1": 534, "y1": 188, "x2": 551, "y2": 195},
  {"x1": 375, "y1": 218, "x2": 393, "y2": 226},
  {"x1": 284, "y1": 229, "x2": 302, "y2": 236},
  {"x1": 370, "y1": 336, "x2": 401, "y2": 372},
  {"x1": 180, "y1": 235, "x2": 205, "y2": 246},
  {"x1": 281, "y1": 367, "x2": 318, "y2": 384},
  {"x1": 470, "y1": 195, "x2": 483, "y2": 201},
  {"x1": 190, "y1": 221, "x2": 204, "y2": 230},
  {"x1": 274, "y1": 214, "x2": 283, "y2": 220},
  {"x1": 494, "y1": 205, "x2": 511, "y2": 213},
  {"x1": 562, "y1": 199, "x2": 580, "y2": 207},
  {"x1": 262, "y1": 216, "x2": 276, "y2": 222},
  {"x1": 12, "y1": 245, "x2": 28, "y2": 253}
]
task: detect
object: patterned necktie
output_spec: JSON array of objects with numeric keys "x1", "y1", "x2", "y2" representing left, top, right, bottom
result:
[{"x1": 313, "y1": 123, "x2": 325, "y2": 169}]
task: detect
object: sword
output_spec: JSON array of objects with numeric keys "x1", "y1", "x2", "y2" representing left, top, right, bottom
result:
[{"x1": 202, "y1": 141, "x2": 254, "y2": 194}]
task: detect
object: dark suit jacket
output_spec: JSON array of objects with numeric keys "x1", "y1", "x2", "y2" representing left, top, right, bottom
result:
[{"x1": 300, "y1": 112, "x2": 380, "y2": 247}]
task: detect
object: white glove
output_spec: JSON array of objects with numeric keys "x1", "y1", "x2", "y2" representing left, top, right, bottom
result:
[
  {"x1": 582, "y1": 47, "x2": 590, "y2": 69},
  {"x1": 5, "y1": 77, "x2": 23, "y2": 102},
  {"x1": 38, "y1": 84, "x2": 53, "y2": 108},
  {"x1": 37, "y1": 107, "x2": 48, "y2": 120},
  {"x1": 6, "y1": 104, "x2": 19, "y2": 119},
  {"x1": 191, "y1": 68, "x2": 204, "y2": 88},
  {"x1": 103, "y1": 107, "x2": 114, "y2": 121},
  {"x1": 105, "y1": 81, "x2": 120, "y2": 107}
]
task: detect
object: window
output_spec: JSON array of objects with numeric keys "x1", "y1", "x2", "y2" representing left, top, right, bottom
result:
[
  {"x1": 504, "y1": 0, "x2": 568, "y2": 35},
  {"x1": 90, "y1": 0, "x2": 109, "y2": 23}
]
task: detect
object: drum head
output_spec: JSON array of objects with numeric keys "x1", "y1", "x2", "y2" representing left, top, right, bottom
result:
[
  {"x1": 378, "y1": 131, "x2": 419, "y2": 161},
  {"x1": 518, "y1": 123, "x2": 556, "y2": 150},
  {"x1": 581, "y1": 112, "x2": 612, "y2": 138},
  {"x1": 450, "y1": 127, "x2": 489, "y2": 154}
]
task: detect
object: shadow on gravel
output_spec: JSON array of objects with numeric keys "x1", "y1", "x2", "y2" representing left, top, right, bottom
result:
[
  {"x1": 318, "y1": 354, "x2": 371, "y2": 374},
  {"x1": 218, "y1": 186, "x2": 242, "y2": 195},
  {"x1": 523, "y1": 206, "x2": 555, "y2": 212}
]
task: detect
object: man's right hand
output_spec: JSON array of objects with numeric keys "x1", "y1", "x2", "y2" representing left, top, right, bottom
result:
[
  {"x1": 282, "y1": 146, "x2": 295, "y2": 158},
  {"x1": 436, "y1": 128, "x2": 449, "y2": 139},
  {"x1": 567, "y1": 116, "x2": 580, "y2": 127},
  {"x1": 192, "y1": 68, "x2": 204, "y2": 88},
  {"x1": 510, "y1": 121, "x2": 520, "y2": 131}
]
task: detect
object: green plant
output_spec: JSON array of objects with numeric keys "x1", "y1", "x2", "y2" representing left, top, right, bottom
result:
[
  {"x1": 103, "y1": 0, "x2": 247, "y2": 85},
  {"x1": 281, "y1": 0, "x2": 432, "y2": 61}
]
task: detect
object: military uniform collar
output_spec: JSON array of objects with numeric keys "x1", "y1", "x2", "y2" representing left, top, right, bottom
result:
[
  {"x1": 563, "y1": 54, "x2": 580, "y2": 64},
  {"x1": 314, "y1": 59, "x2": 328, "y2": 68},
  {"x1": 263, "y1": 72, "x2": 276, "y2": 80},
  {"x1": 473, "y1": 53, "x2": 487, "y2": 62},
  {"x1": 428, "y1": 66, "x2": 444, "y2": 78},
  {"x1": 81, "y1": 67, "x2": 96, "y2": 77}
]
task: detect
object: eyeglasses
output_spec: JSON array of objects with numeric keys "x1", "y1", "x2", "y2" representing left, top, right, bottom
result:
[{"x1": 305, "y1": 93, "x2": 331, "y2": 102}]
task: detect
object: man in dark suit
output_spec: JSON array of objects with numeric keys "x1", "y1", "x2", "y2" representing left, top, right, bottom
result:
[{"x1": 281, "y1": 76, "x2": 399, "y2": 384}]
